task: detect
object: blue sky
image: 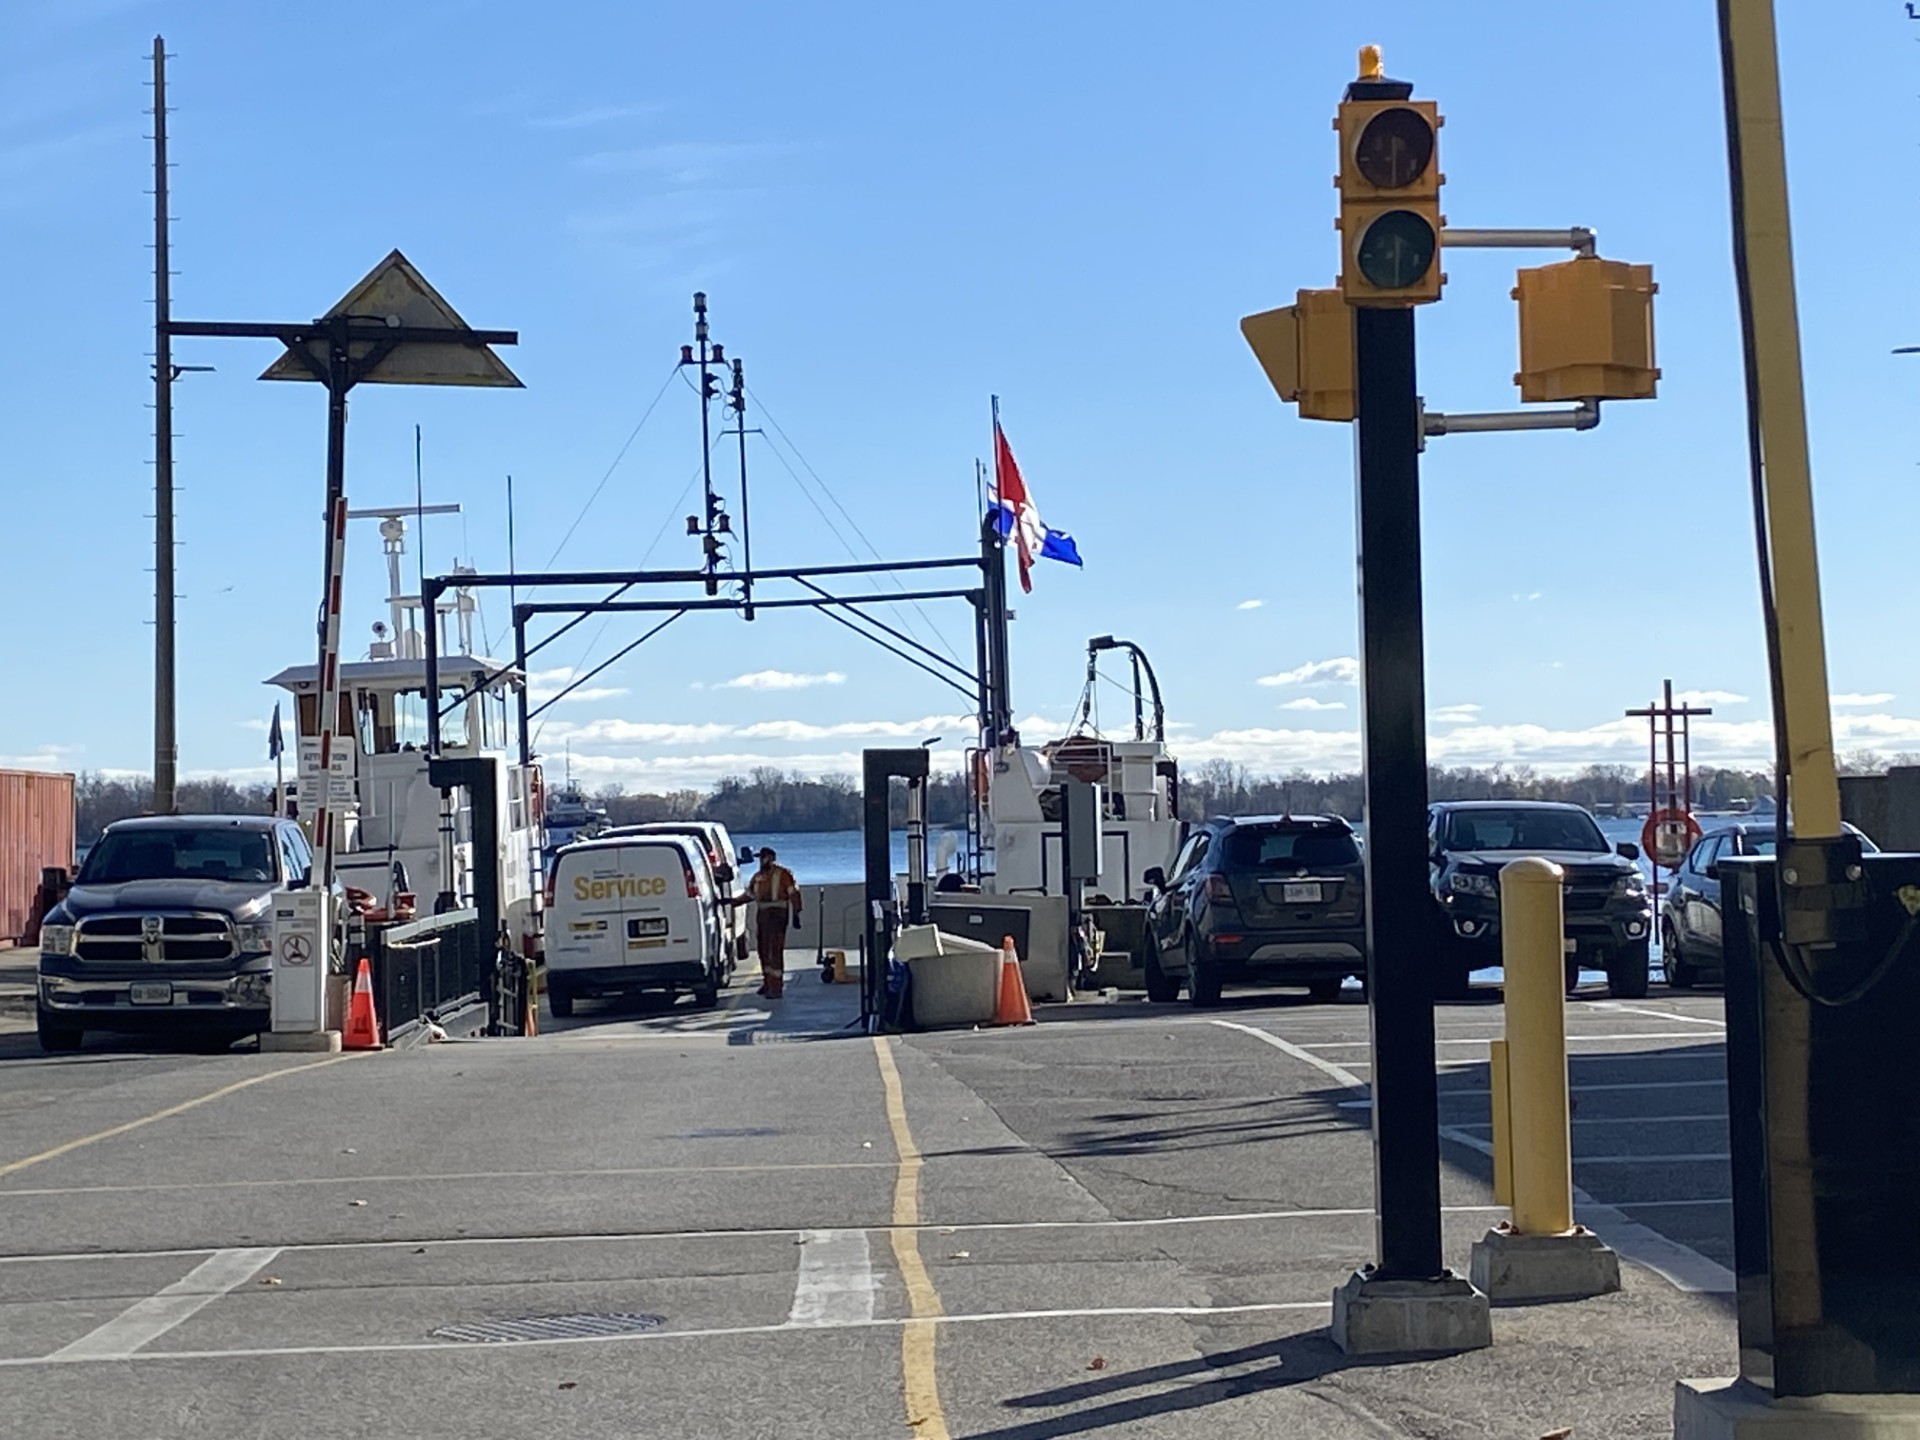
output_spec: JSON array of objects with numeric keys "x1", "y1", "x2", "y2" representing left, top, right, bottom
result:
[{"x1": 4, "y1": 0, "x2": 1917, "y2": 790}]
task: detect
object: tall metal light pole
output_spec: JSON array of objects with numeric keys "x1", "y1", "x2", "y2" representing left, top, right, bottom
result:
[{"x1": 150, "y1": 36, "x2": 177, "y2": 813}]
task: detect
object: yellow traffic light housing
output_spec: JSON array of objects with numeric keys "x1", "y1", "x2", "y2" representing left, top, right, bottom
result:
[
  {"x1": 1512, "y1": 256, "x2": 1659, "y2": 402},
  {"x1": 1336, "y1": 65, "x2": 1444, "y2": 307},
  {"x1": 1241, "y1": 288, "x2": 1356, "y2": 422}
]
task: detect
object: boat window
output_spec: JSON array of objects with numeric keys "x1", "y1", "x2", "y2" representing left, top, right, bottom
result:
[
  {"x1": 392, "y1": 690, "x2": 431, "y2": 750},
  {"x1": 440, "y1": 689, "x2": 472, "y2": 748},
  {"x1": 508, "y1": 770, "x2": 527, "y2": 830}
]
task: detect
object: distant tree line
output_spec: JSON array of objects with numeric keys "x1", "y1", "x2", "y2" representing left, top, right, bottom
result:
[{"x1": 66, "y1": 749, "x2": 1919, "y2": 843}]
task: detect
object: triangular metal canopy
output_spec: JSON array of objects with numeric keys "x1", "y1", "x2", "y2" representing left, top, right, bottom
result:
[{"x1": 260, "y1": 249, "x2": 523, "y2": 388}]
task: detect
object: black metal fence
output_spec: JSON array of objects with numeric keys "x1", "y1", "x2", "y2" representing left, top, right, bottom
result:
[{"x1": 361, "y1": 910, "x2": 487, "y2": 1044}]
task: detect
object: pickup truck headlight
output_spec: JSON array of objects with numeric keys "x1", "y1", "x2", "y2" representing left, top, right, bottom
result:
[
  {"x1": 1614, "y1": 873, "x2": 1647, "y2": 898},
  {"x1": 236, "y1": 922, "x2": 275, "y2": 953},
  {"x1": 1448, "y1": 872, "x2": 1498, "y2": 899},
  {"x1": 39, "y1": 924, "x2": 74, "y2": 957}
]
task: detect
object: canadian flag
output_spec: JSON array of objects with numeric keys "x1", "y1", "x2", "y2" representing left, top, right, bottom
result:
[{"x1": 994, "y1": 420, "x2": 1046, "y2": 594}]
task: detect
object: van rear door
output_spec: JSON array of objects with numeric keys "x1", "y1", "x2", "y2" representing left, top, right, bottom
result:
[{"x1": 599, "y1": 841, "x2": 706, "y2": 970}]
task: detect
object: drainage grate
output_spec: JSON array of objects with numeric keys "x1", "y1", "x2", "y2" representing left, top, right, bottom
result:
[{"x1": 431, "y1": 1312, "x2": 667, "y2": 1344}]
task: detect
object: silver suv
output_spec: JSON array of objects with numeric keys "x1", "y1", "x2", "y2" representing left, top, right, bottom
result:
[{"x1": 36, "y1": 815, "x2": 316, "y2": 1052}]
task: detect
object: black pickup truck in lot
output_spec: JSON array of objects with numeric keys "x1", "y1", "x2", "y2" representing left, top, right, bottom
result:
[{"x1": 1428, "y1": 800, "x2": 1652, "y2": 999}]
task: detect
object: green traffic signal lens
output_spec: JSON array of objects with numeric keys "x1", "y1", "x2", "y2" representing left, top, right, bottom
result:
[
  {"x1": 1356, "y1": 210, "x2": 1437, "y2": 291},
  {"x1": 1355, "y1": 107, "x2": 1435, "y2": 189}
]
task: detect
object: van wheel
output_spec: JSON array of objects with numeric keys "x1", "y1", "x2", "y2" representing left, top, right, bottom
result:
[
  {"x1": 692, "y1": 981, "x2": 720, "y2": 1009},
  {"x1": 36, "y1": 1012, "x2": 82, "y2": 1053},
  {"x1": 1307, "y1": 978, "x2": 1343, "y2": 1004},
  {"x1": 548, "y1": 987, "x2": 575, "y2": 1019}
]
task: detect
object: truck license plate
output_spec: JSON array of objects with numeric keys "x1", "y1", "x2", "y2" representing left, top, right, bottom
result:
[
  {"x1": 628, "y1": 917, "x2": 669, "y2": 939},
  {"x1": 129, "y1": 982, "x2": 172, "y2": 1006},
  {"x1": 1281, "y1": 882, "x2": 1323, "y2": 904}
]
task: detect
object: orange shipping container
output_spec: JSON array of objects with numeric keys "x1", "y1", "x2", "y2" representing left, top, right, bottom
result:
[{"x1": 1, "y1": 770, "x2": 75, "y2": 944}]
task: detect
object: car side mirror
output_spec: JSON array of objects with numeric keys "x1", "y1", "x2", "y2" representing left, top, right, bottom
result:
[
  {"x1": 1616, "y1": 842, "x2": 1641, "y2": 862},
  {"x1": 287, "y1": 868, "x2": 312, "y2": 891},
  {"x1": 738, "y1": 846, "x2": 755, "y2": 864},
  {"x1": 1705, "y1": 863, "x2": 1721, "y2": 881},
  {"x1": 1143, "y1": 866, "x2": 1167, "y2": 890},
  {"x1": 715, "y1": 863, "x2": 735, "y2": 883}
]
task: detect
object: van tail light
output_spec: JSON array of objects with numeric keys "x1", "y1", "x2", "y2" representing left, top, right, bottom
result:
[
  {"x1": 544, "y1": 867, "x2": 556, "y2": 907},
  {"x1": 684, "y1": 864, "x2": 701, "y2": 899},
  {"x1": 1206, "y1": 875, "x2": 1238, "y2": 907}
]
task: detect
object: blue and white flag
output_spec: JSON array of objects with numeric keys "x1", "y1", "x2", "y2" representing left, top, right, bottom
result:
[{"x1": 990, "y1": 502, "x2": 1083, "y2": 568}]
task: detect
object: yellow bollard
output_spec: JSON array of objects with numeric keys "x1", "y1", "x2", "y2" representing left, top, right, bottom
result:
[
  {"x1": 1500, "y1": 856, "x2": 1573, "y2": 1235},
  {"x1": 1489, "y1": 1038, "x2": 1512, "y2": 1208}
]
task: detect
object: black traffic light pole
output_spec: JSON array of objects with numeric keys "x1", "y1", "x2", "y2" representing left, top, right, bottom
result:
[{"x1": 1353, "y1": 304, "x2": 1445, "y2": 1283}]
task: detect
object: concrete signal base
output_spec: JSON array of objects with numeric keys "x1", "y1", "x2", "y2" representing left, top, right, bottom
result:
[
  {"x1": 260, "y1": 1030, "x2": 344, "y2": 1053},
  {"x1": 1469, "y1": 1224, "x2": 1622, "y2": 1303},
  {"x1": 1676, "y1": 1379, "x2": 1920, "y2": 1438},
  {"x1": 1329, "y1": 1271, "x2": 1492, "y2": 1356}
]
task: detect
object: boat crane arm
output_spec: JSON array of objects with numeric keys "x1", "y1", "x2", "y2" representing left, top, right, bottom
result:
[{"x1": 1087, "y1": 636, "x2": 1166, "y2": 744}]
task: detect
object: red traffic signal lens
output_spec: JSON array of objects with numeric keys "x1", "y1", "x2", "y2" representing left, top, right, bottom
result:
[{"x1": 1354, "y1": 107, "x2": 1434, "y2": 189}]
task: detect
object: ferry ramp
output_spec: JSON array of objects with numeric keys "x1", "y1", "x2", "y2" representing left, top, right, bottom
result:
[{"x1": 0, "y1": 965, "x2": 1737, "y2": 1439}]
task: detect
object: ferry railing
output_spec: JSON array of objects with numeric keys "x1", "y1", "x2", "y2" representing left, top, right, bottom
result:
[{"x1": 361, "y1": 909, "x2": 488, "y2": 1044}]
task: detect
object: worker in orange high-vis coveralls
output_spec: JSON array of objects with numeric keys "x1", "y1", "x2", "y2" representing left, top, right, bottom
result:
[{"x1": 730, "y1": 847, "x2": 802, "y2": 998}]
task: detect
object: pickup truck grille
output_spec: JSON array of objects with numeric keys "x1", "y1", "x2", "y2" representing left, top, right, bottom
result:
[
  {"x1": 1563, "y1": 885, "x2": 1613, "y2": 913},
  {"x1": 75, "y1": 915, "x2": 236, "y2": 964}
]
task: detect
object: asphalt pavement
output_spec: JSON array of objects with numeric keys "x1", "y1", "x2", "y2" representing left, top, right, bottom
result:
[{"x1": 0, "y1": 964, "x2": 1738, "y2": 1439}]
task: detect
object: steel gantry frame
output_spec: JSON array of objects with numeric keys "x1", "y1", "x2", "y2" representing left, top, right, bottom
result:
[{"x1": 416, "y1": 516, "x2": 1017, "y2": 880}]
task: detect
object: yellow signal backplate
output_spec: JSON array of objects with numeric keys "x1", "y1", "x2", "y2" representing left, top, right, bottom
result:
[{"x1": 1512, "y1": 256, "x2": 1659, "y2": 403}]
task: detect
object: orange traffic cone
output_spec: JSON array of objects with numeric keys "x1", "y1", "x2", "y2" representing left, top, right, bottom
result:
[
  {"x1": 343, "y1": 957, "x2": 383, "y2": 1050},
  {"x1": 991, "y1": 935, "x2": 1035, "y2": 1027}
]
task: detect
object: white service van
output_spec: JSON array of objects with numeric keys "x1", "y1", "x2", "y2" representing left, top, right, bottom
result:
[
  {"x1": 601, "y1": 821, "x2": 752, "y2": 963},
  {"x1": 545, "y1": 835, "x2": 729, "y2": 1016}
]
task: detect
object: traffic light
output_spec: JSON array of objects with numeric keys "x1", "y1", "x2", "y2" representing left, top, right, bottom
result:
[
  {"x1": 1335, "y1": 48, "x2": 1443, "y2": 306},
  {"x1": 1512, "y1": 257, "x2": 1659, "y2": 402},
  {"x1": 1241, "y1": 288, "x2": 1355, "y2": 422}
]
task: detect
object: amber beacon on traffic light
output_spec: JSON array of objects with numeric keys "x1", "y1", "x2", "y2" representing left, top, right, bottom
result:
[{"x1": 1336, "y1": 46, "x2": 1443, "y2": 306}]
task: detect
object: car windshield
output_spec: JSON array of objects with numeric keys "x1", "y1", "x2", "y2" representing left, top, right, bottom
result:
[
  {"x1": 1223, "y1": 825, "x2": 1360, "y2": 870},
  {"x1": 1445, "y1": 808, "x2": 1607, "y2": 853},
  {"x1": 78, "y1": 828, "x2": 278, "y2": 885}
]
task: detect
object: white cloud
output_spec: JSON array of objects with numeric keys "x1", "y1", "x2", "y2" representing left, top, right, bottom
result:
[
  {"x1": 1236, "y1": 599, "x2": 1265, "y2": 611},
  {"x1": 538, "y1": 718, "x2": 734, "y2": 747},
  {"x1": 736, "y1": 715, "x2": 972, "y2": 743},
  {"x1": 526, "y1": 667, "x2": 631, "y2": 705},
  {"x1": 1833, "y1": 693, "x2": 1895, "y2": 707},
  {"x1": 1257, "y1": 657, "x2": 1359, "y2": 688},
  {"x1": 0, "y1": 749, "x2": 76, "y2": 771},
  {"x1": 1431, "y1": 704, "x2": 1482, "y2": 725},
  {"x1": 1280, "y1": 697, "x2": 1345, "y2": 712},
  {"x1": 718, "y1": 669, "x2": 847, "y2": 691},
  {"x1": 1510, "y1": 592, "x2": 1542, "y2": 603},
  {"x1": 529, "y1": 101, "x2": 667, "y2": 130},
  {"x1": 1675, "y1": 689, "x2": 1749, "y2": 706}
]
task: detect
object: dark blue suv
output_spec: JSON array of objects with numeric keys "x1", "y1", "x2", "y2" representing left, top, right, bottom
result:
[{"x1": 1142, "y1": 814, "x2": 1367, "y2": 1006}]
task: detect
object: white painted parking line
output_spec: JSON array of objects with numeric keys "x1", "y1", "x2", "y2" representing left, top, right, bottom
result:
[
  {"x1": 0, "y1": 1301, "x2": 1335, "y2": 1367},
  {"x1": 46, "y1": 1246, "x2": 281, "y2": 1360},
  {"x1": 1216, "y1": 1018, "x2": 1738, "y2": 1297},
  {"x1": 1346, "y1": 1078, "x2": 1727, "y2": 1107},
  {"x1": 1593, "y1": 1002, "x2": 1726, "y2": 1028},
  {"x1": 787, "y1": 1229, "x2": 875, "y2": 1327},
  {"x1": 1449, "y1": 1114, "x2": 1728, "y2": 1129},
  {"x1": 1298, "y1": 1032, "x2": 1723, "y2": 1050},
  {"x1": 1210, "y1": 1020, "x2": 1366, "y2": 1088}
]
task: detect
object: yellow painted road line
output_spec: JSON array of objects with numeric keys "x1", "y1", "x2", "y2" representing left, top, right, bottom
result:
[
  {"x1": 0, "y1": 1054, "x2": 359, "y2": 1182},
  {"x1": 871, "y1": 1036, "x2": 950, "y2": 1440}
]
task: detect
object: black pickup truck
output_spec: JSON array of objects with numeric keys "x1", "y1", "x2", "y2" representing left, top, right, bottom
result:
[
  {"x1": 1428, "y1": 800, "x2": 1653, "y2": 999},
  {"x1": 35, "y1": 814, "x2": 318, "y2": 1051}
]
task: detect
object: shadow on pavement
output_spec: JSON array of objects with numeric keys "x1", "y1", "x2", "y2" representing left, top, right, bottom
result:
[{"x1": 968, "y1": 1329, "x2": 1416, "y2": 1439}]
